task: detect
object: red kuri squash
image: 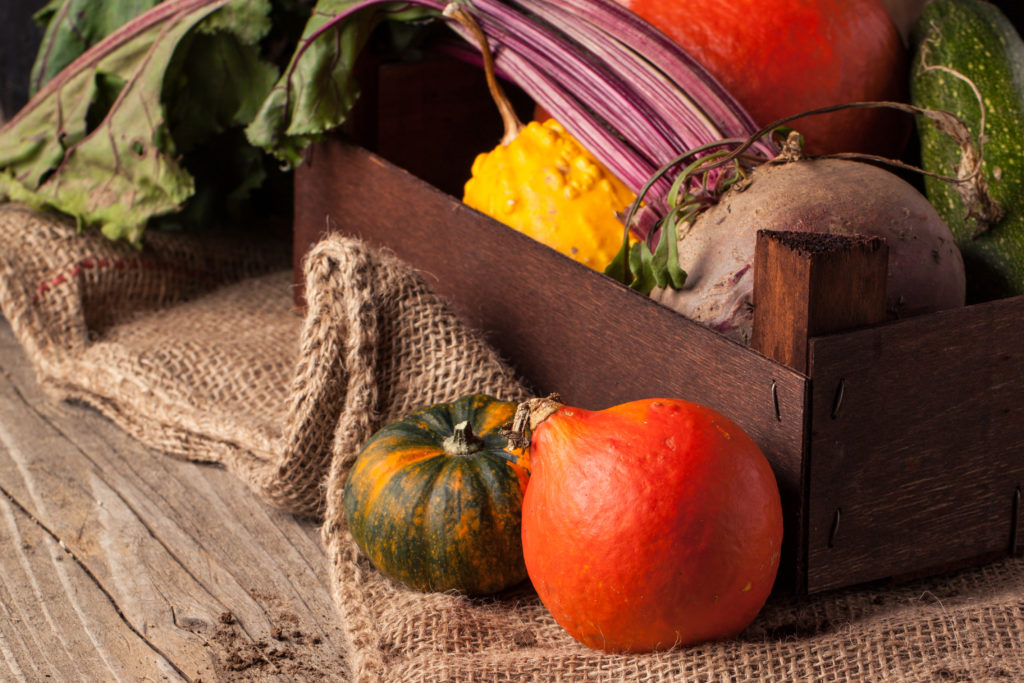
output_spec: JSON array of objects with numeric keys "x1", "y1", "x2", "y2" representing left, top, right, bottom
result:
[{"x1": 518, "y1": 396, "x2": 783, "y2": 652}]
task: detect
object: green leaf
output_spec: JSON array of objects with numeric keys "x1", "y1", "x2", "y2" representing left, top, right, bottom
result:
[
  {"x1": 31, "y1": 0, "x2": 63, "y2": 27},
  {"x1": 627, "y1": 241, "x2": 659, "y2": 294},
  {"x1": 604, "y1": 235, "x2": 633, "y2": 286},
  {"x1": 162, "y1": 19, "x2": 279, "y2": 152},
  {"x1": 649, "y1": 218, "x2": 687, "y2": 290},
  {"x1": 29, "y1": 0, "x2": 163, "y2": 95},
  {"x1": 603, "y1": 220, "x2": 687, "y2": 293},
  {"x1": 194, "y1": 0, "x2": 273, "y2": 44},
  {"x1": 0, "y1": 0, "x2": 283, "y2": 243},
  {"x1": 246, "y1": 0, "x2": 439, "y2": 166}
]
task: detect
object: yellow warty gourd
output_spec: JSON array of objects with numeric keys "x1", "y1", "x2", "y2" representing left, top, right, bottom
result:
[
  {"x1": 445, "y1": 4, "x2": 635, "y2": 272},
  {"x1": 463, "y1": 118, "x2": 636, "y2": 272}
]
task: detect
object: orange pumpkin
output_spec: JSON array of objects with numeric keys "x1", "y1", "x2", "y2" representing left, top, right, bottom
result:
[
  {"x1": 615, "y1": 0, "x2": 909, "y2": 157},
  {"x1": 519, "y1": 397, "x2": 783, "y2": 652}
]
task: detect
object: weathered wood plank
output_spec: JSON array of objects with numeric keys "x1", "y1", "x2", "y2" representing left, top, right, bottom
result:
[
  {"x1": 0, "y1": 318, "x2": 350, "y2": 682},
  {"x1": 0, "y1": 490, "x2": 184, "y2": 682}
]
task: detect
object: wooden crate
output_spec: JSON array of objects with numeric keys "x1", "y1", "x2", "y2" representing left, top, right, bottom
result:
[{"x1": 291, "y1": 58, "x2": 1024, "y2": 595}]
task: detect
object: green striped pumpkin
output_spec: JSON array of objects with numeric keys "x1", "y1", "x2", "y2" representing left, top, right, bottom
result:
[{"x1": 342, "y1": 394, "x2": 530, "y2": 595}]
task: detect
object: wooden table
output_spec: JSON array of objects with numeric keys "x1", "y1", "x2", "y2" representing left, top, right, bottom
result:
[{"x1": 0, "y1": 317, "x2": 350, "y2": 682}]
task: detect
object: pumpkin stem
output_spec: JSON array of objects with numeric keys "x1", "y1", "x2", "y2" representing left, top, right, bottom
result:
[
  {"x1": 443, "y1": 3, "x2": 523, "y2": 146},
  {"x1": 501, "y1": 395, "x2": 563, "y2": 449},
  {"x1": 443, "y1": 420, "x2": 485, "y2": 456}
]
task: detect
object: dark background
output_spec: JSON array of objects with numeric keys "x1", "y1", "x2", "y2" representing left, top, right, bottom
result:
[{"x1": 0, "y1": 0, "x2": 47, "y2": 123}]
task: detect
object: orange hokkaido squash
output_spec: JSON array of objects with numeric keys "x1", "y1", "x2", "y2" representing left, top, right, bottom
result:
[{"x1": 517, "y1": 396, "x2": 783, "y2": 652}]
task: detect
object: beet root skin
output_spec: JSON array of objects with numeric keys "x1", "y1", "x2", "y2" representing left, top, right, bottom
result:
[{"x1": 651, "y1": 158, "x2": 966, "y2": 344}]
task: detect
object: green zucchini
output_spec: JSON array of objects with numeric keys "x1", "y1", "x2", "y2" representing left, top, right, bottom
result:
[{"x1": 909, "y1": 0, "x2": 1024, "y2": 301}]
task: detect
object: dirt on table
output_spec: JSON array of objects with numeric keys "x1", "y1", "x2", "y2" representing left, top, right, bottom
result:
[{"x1": 192, "y1": 605, "x2": 343, "y2": 681}]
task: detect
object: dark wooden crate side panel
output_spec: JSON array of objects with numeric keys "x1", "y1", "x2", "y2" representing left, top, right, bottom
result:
[
  {"x1": 294, "y1": 139, "x2": 811, "y2": 585},
  {"x1": 805, "y1": 296, "x2": 1024, "y2": 592},
  {"x1": 369, "y1": 56, "x2": 535, "y2": 198}
]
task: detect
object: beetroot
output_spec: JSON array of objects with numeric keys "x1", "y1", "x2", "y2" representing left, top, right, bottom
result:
[{"x1": 650, "y1": 158, "x2": 966, "y2": 344}]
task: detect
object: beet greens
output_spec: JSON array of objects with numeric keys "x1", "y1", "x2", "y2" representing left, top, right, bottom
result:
[{"x1": 0, "y1": 0, "x2": 775, "y2": 244}]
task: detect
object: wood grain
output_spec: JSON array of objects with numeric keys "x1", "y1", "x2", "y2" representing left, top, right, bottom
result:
[
  {"x1": 806, "y1": 294, "x2": 1024, "y2": 592},
  {"x1": 751, "y1": 230, "x2": 888, "y2": 374},
  {"x1": 0, "y1": 319, "x2": 349, "y2": 682}
]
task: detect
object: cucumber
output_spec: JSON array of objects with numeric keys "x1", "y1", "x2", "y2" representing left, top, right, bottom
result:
[{"x1": 909, "y1": 0, "x2": 1024, "y2": 302}]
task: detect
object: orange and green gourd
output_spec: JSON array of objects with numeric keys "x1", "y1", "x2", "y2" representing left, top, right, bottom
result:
[
  {"x1": 448, "y1": 4, "x2": 635, "y2": 272},
  {"x1": 341, "y1": 394, "x2": 530, "y2": 595}
]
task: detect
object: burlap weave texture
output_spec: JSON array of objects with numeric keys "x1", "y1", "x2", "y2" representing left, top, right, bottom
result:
[{"x1": 1, "y1": 202, "x2": 1021, "y2": 682}]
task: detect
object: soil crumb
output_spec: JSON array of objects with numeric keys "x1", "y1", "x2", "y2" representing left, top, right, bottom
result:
[{"x1": 205, "y1": 607, "x2": 336, "y2": 680}]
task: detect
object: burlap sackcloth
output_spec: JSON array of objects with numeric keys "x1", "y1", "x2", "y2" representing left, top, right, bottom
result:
[{"x1": 1, "y1": 202, "x2": 1022, "y2": 682}]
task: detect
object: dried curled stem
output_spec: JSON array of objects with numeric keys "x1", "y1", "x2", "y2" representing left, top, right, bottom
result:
[
  {"x1": 915, "y1": 33, "x2": 1004, "y2": 236},
  {"x1": 443, "y1": 2, "x2": 523, "y2": 146},
  {"x1": 501, "y1": 394, "x2": 563, "y2": 449}
]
